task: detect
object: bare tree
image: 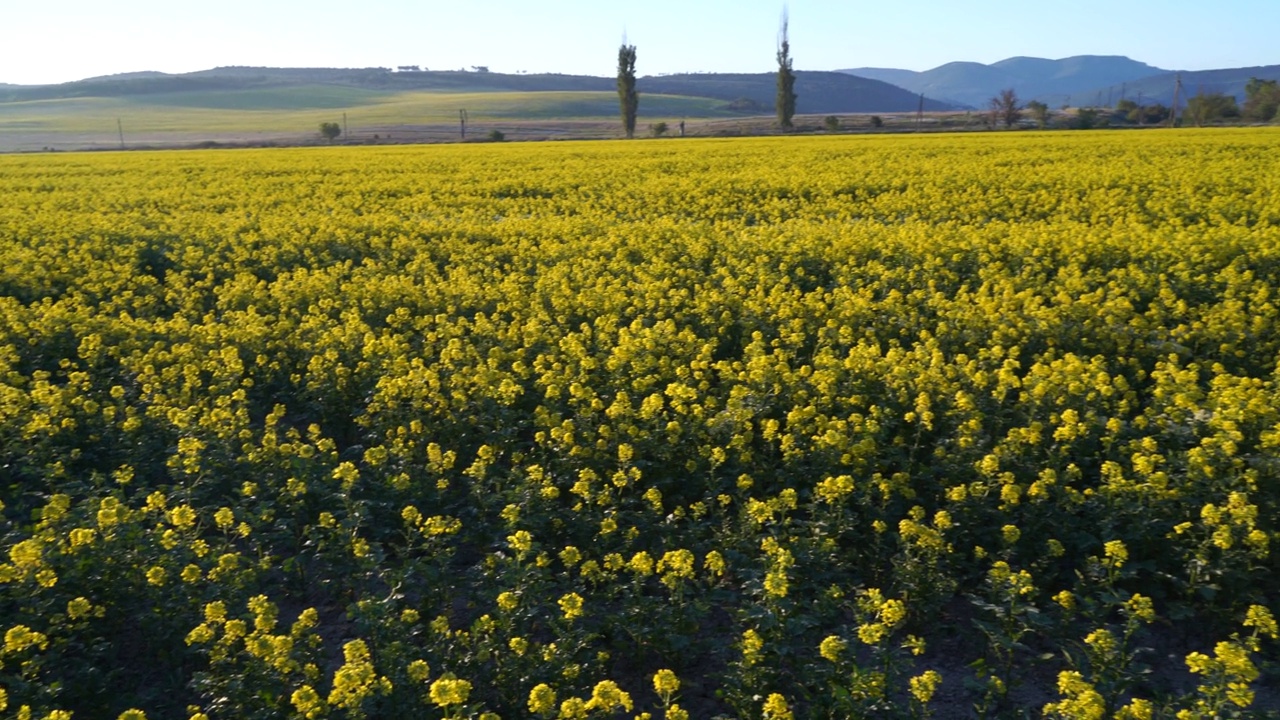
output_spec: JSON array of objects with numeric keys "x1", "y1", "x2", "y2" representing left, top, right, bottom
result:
[{"x1": 989, "y1": 88, "x2": 1021, "y2": 128}]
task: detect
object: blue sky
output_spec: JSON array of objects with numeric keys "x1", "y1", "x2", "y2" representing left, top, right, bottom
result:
[{"x1": 3, "y1": 0, "x2": 1276, "y2": 85}]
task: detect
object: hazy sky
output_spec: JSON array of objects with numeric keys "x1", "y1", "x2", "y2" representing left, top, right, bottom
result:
[{"x1": 3, "y1": 0, "x2": 1276, "y2": 85}]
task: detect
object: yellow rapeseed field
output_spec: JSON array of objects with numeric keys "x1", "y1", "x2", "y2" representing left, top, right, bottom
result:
[{"x1": 0, "y1": 130, "x2": 1278, "y2": 719}]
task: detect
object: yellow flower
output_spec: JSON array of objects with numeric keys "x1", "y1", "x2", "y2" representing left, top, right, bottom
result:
[
  {"x1": 68, "y1": 528, "x2": 96, "y2": 548},
  {"x1": 167, "y1": 504, "x2": 197, "y2": 530},
  {"x1": 1103, "y1": 539, "x2": 1128, "y2": 567},
  {"x1": 560, "y1": 546, "x2": 582, "y2": 566},
  {"x1": 185, "y1": 623, "x2": 215, "y2": 645},
  {"x1": 421, "y1": 516, "x2": 461, "y2": 536},
  {"x1": 9, "y1": 539, "x2": 42, "y2": 569},
  {"x1": 66, "y1": 597, "x2": 93, "y2": 620},
  {"x1": 1115, "y1": 698, "x2": 1153, "y2": 720},
  {"x1": 508, "y1": 530, "x2": 533, "y2": 554},
  {"x1": 350, "y1": 536, "x2": 371, "y2": 558},
  {"x1": 1000, "y1": 483, "x2": 1022, "y2": 505},
  {"x1": 880, "y1": 598, "x2": 907, "y2": 627},
  {"x1": 741, "y1": 629, "x2": 764, "y2": 665},
  {"x1": 585, "y1": 679, "x2": 632, "y2": 713},
  {"x1": 1043, "y1": 670, "x2": 1104, "y2": 720},
  {"x1": 1126, "y1": 593, "x2": 1156, "y2": 622},
  {"x1": 903, "y1": 634, "x2": 927, "y2": 656},
  {"x1": 146, "y1": 566, "x2": 167, "y2": 586},
  {"x1": 558, "y1": 592, "x2": 584, "y2": 621},
  {"x1": 909, "y1": 670, "x2": 942, "y2": 703},
  {"x1": 653, "y1": 668, "x2": 680, "y2": 697},
  {"x1": 1084, "y1": 628, "x2": 1117, "y2": 655},
  {"x1": 762, "y1": 693, "x2": 792, "y2": 720},
  {"x1": 933, "y1": 510, "x2": 953, "y2": 531},
  {"x1": 1001, "y1": 524, "x2": 1021, "y2": 544},
  {"x1": 214, "y1": 507, "x2": 234, "y2": 530},
  {"x1": 329, "y1": 639, "x2": 388, "y2": 709},
  {"x1": 291, "y1": 685, "x2": 324, "y2": 719},
  {"x1": 4, "y1": 625, "x2": 49, "y2": 653},
  {"x1": 819, "y1": 635, "x2": 845, "y2": 662},
  {"x1": 558, "y1": 697, "x2": 587, "y2": 719},
  {"x1": 703, "y1": 551, "x2": 726, "y2": 576},
  {"x1": 657, "y1": 549, "x2": 695, "y2": 589},
  {"x1": 815, "y1": 474, "x2": 854, "y2": 503},
  {"x1": 643, "y1": 487, "x2": 663, "y2": 512},
  {"x1": 96, "y1": 497, "x2": 125, "y2": 528},
  {"x1": 857, "y1": 623, "x2": 887, "y2": 645},
  {"x1": 628, "y1": 551, "x2": 654, "y2": 576},
  {"x1": 117, "y1": 710, "x2": 147, "y2": 720},
  {"x1": 763, "y1": 570, "x2": 789, "y2": 598},
  {"x1": 407, "y1": 659, "x2": 431, "y2": 682},
  {"x1": 1244, "y1": 604, "x2": 1278, "y2": 639},
  {"x1": 332, "y1": 462, "x2": 359, "y2": 488},
  {"x1": 293, "y1": 608, "x2": 319, "y2": 635}
]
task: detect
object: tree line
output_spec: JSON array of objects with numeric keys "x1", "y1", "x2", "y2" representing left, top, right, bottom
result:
[
  {"x1": 983, "y1": 78, "x2": 1279, "y2": 131},
  {"x1": 616, "y1": 10, "x2": 798, "y2": 138}
]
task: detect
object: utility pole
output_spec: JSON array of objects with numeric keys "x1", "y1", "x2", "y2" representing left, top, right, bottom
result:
[
  {"x1": 117, "y1": 118, "x2": 124, "y2": 149},
  {"x1": 916, "y1": 93, "x2": 924, "y2": 131},
  {"x1": 343, "y1": 112, "x2": 348, "y2": 140},
  {"x1": 1169, "y1": 73, "x2": 1182, "y2": 127},
  {"x1": 459, "y1": 109, "x2": 468, "y2": 140}
]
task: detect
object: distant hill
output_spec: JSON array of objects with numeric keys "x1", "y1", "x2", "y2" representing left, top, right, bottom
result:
[
  {"x1": 0, "y1": 67, "x2": 956, "y2": 114},
  {"x1": 842, "y1": 55, "x2": 1167, "y2": 108},
  {"x1": 643, "y1": 72, "x2": 954, "y2": 113},
  {"x1": 1066, "y1": 64, "x2": 1280, "y2": 108}
]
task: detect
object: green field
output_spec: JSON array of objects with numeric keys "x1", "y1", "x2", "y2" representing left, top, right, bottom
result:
[{"x1": 0, "y1": 88, "x2": 739, "y2": 150}]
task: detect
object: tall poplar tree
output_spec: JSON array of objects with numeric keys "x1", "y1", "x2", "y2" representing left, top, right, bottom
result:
[
  {"x1": 776, "y1": 10, "x2": 797, "y2": 129},
  {"x1": 617, "y1": 43, "x2": 638, "y2": 139}
]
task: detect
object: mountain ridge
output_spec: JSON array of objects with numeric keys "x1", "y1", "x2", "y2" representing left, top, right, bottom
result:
[{"x1": 840, "y1": 55, "x2": 1168, "y2": 107}]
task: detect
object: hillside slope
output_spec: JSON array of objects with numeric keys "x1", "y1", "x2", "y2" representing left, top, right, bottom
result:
[
  {"x1": 0, "y1": 67, "x2": 956, "y2": 114},
  {"x1": 1066, "y1": 64, "x2": 1280, "y2": 108}
]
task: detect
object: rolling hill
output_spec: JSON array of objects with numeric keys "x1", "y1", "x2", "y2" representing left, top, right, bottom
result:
[
  {"x1": 0, "y1": 67, "x2": 957, "y2": 151},
  {"x1": 0, "y1": 67, "x2": 954, "y2": 114}
]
